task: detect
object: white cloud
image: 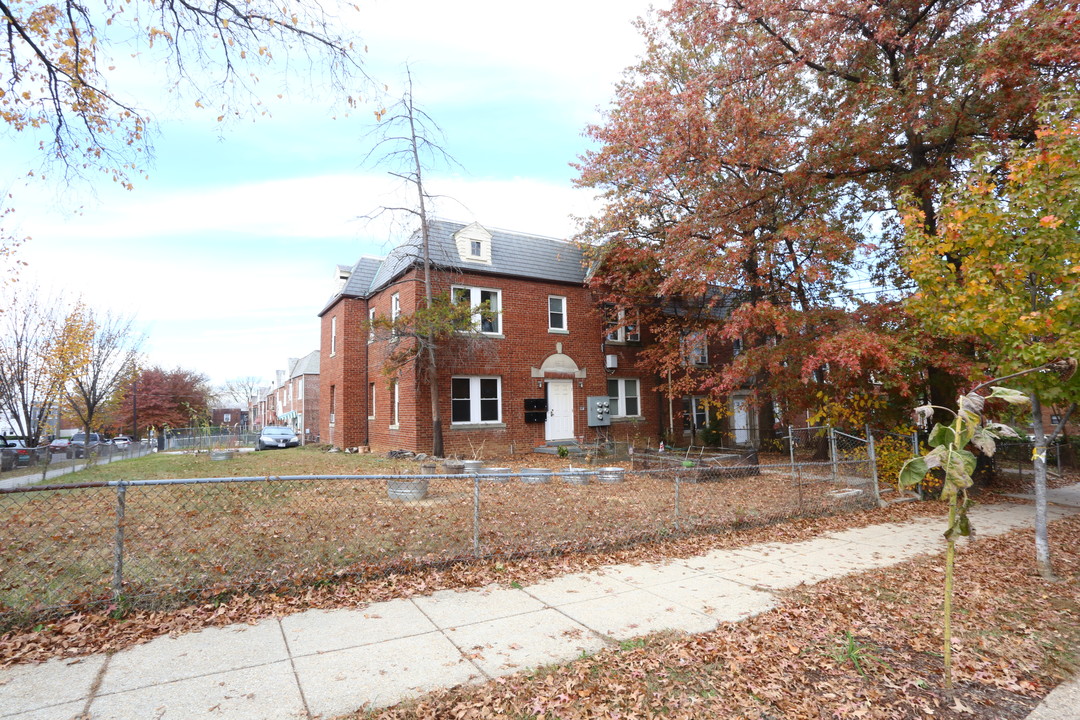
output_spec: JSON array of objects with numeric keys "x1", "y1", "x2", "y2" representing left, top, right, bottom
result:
[{"x1": 3, "y1": 0, "x2": 649, "y2": 387}]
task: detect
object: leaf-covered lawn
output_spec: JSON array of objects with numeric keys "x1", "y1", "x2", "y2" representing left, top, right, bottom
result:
[
  {"x1": 3, "y1": 449, "x2": 1076, "y2": 719},
  {"x1": 0, "y1": 448, "x2": 873, "y2": 626}
]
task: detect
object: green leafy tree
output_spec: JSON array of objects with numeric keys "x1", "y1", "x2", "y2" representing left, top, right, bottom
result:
[{"x1": 902, "y1": 102, "x2": 1080, "y2": 578}]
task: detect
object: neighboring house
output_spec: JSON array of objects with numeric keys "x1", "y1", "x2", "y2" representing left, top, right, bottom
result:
[
  {"x1": 249, "y1": 386, "x2": 275, "y2": 432},
  {"x1": 273, "y1": 351, "x2": 321, "y2": 442},
  {"x1": 318, "y1": 219, "x2": 767, "y2": 456},
  {"x1": 211, "y1": 408, "x2": 247, "y2": 431}
]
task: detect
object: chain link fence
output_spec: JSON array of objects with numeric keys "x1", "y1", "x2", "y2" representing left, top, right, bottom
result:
[
  {"x1": 0, "y1": 428, "x2": 882, "y2": 631},
  {"x1": 992, "y1": 439, "x2": 1076, "y2": 490},
  {"x1": 0, "y1": 442, "x2": 151, "y2": 490}
]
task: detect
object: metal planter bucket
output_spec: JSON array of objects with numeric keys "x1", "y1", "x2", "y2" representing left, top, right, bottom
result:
[
  {"x1": 519, "y1": 468, "x2": 552, "y2": 484},
  {"x1": 597, "y1": 466, "x2": 625, "y2": 483},
  {"x1": 463, "y1": 460, "x2": 484, "y2": 473},
  {"x1": 387, "y1": 478, "x2": 429, "y2": 501},
  {"x1": 442, "y1": 461, "x2": 465, "y2": 475},
  {"x1": 562, "y1": 471, "x2": 589, "y2": 486},
  {"x1": 479, "y1": 467, "x2": 512, "y2": 483}
]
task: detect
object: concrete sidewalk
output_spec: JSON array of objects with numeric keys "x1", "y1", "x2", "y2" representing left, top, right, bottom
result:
[{"x1": 1, "y1": 498, "x2": 1077, "y2": 720}]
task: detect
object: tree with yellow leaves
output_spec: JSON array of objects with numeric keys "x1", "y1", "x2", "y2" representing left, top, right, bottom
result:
[
  {"x1": 902, "y1": 98, "x2": 1080, "y2": 579},
  {"x1": 0, "y1": 287, "x2": 92, "y2": 444},
  {"x1": 64, "y1": 308, "x2": 142, "y2": 443}
]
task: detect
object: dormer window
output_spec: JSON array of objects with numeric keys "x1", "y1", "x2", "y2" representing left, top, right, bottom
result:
[{"x1": 453, "y1": 222, "x2": 493, "y2": 265}]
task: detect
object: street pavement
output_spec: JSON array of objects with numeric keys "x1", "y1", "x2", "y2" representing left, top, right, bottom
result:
[{"x1": 1, "y1": 491, "x2": 1077, "y2": 720}]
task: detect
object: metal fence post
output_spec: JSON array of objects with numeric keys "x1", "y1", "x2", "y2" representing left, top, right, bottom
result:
[
  {"x1": 112, "y1": 481, "x2": 127, "y2": 603},
  {"x1": 472, "y1": 475, "x2": 481, "y2": 557},
  {"x1": 674, "y1": 471, "x2": 681, "y2": 533},
  {"x1": 789, "y1": 425, "x2": 801, "y2": 511},
  {"x1": 829, "y1": 426, "x2": 838, "y2": 483},
  {"x1": 866, "y1": 425, "x2": 883, "y2": 507}
]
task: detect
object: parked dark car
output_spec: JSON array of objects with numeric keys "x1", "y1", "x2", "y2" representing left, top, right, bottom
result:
[
  {"x1": 3, "y1": 438, "x2": 39, "y2": 466},
  {"x1": 70, "y1": 433, "x2": 107, "y2": 458},
  {"x1": 0, "y1": 436, "x2": 14, "y2": 471},
  {"x1": 255, "y1": 426, "x2": 299, "y2": 450}
]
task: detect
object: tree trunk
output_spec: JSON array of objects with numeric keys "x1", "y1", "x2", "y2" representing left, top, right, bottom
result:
[
  {"x1": 757, "y1": 392, "x2": 777, "y2": 451},
  {"x1": 1029, "y1": 393, "x2": 1055, "y2": 580}
]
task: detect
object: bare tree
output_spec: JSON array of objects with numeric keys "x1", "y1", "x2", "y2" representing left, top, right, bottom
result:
[
  {"x1": 66, "y1": 309, "x2": 143, "y2": 439},
  {"x1": 218, "y1": 375, "x2": 265, "y2": 409},
  {"x1": 362, "y1": 67, "x2": 465, "y2": 457},
  {"x1": 0, "y1": 287, "x2": 90, "y2": 444}
]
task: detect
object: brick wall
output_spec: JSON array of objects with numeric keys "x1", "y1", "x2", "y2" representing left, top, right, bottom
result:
[
  {"x1": 323, "y1": 267, "x2": 663, "y2": 456},
  {"x1": 319, "y1": 295, "x2": 370, "y2": 448}
]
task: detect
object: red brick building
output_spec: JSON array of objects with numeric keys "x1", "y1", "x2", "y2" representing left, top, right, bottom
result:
[
  {"x1": 273, "y1": 352, "x2": 321, "y2": 442},
  {"x1": 317, "y1": 220, "x2": 759, "y2": 455}
]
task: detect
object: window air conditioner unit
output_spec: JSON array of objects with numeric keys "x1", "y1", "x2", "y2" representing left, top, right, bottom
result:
[{"x1": 605, "y1": 354, "x2": 618, "y2": 370}]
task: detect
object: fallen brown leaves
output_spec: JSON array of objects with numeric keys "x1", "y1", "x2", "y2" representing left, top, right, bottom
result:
[
  {"x1": 0, "y1": 493, "x2": 948, "y2": 667},
  {"x1": 354, "y1": 510, "x2": 1080, "y2": 720},
  {"x1": 2, "y1": 488, "x2": 1076, "y2": 720}
]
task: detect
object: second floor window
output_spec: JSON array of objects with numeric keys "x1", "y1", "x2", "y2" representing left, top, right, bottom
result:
[
  {"x1": 390, "y1": 293, "x2": 401, "y2": 338},
  {"x1": 548, "y1": 296, "x2": 566, "y2": 332},
  {"x1": 685, "y1": 331, "x2": 708, "y2": 365},
  {"x1": 368, "y1": 308, "x2": 376, "y2": 343},
  {"x1": 605, "y1": 309, "x2": 639, "y2": 343},
  {"x1": 452, "y1": 286, "x2": 502, "y2": 334}
]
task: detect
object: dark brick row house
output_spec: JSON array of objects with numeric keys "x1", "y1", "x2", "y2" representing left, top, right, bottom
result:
[{"x1": 318, "y1": 220, "x2": 758, "y2": 455}]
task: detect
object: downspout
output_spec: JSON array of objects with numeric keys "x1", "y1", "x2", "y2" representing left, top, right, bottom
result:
[{"x1": 364, "y1": 302, "x2": 370, "y2": 448}]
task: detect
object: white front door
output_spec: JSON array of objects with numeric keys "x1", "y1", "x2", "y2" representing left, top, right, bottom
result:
[
  {"x1": 546, "y1": 380, "x2": 575, "y2": 441},
  {"x1": 732, "y1": 396, "x2": 750, "y2": 445}
]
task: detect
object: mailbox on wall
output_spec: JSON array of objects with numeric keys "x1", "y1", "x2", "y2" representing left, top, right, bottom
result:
[{"x1": 525, "y1": 398, "x2": 548, "y2": 423}]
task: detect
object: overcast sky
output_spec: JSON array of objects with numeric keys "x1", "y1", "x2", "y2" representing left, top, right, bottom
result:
[{"x1": 5, "y1": 1, "x2": 654, "y2": 390}]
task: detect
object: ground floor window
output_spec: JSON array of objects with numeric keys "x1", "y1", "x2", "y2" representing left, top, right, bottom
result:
[
  {"x1": 390, "y1": 380, "x2": 399, "y2": 428},
  {"x1": 451, "y1": 376, "x2": 501, "y2": 424},
  {"x1": 607, "y1": 378, "x2": 640, "y2": 417}
]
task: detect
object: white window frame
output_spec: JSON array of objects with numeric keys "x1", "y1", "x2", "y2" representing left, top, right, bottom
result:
[
  {"x1": 732, "y1": 338, "x2": 743, "y2": 357},
  {"x1": 368, "y1": 382, "x2": 376, "y2": 420},
  {"x1": 691, "y1": 396, "x2": 712, "y2": 429},
  {"x1": 605, "y1": 310, "x2": 640, "y2": 343},
  {"x1": 389, "y1": 380, "x2": 399, "y2": 429},
  {"x1": 368, "y1": 308, "x2": 376, "y2": 343},
  {"x1": 450, "y1": 376, "x2": 502, "y2": 425},
  {"x1": 452, "y1": 285, "x2": 502, "y2": 335},
  {"x1": 548, "y1": 295, "x2": 567, "y2": 333},
  {"x1": 390, "y1": 293, "x2": 401, "y2": 339},
  {"x1": 606, "y1": 378, "x2": 641, "y2": 418},
  {"x1": 330, "y1": 316, "x2": 337, "y2": 355}
]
